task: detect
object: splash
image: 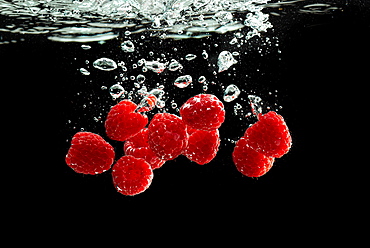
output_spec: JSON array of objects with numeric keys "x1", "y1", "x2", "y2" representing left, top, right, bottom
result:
[{"x1": 0, "y1": 0, "x2": 276, "y2": 42}]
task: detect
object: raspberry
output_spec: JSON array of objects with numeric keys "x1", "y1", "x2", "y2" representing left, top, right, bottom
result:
[
  {"x1": 124, "y1": 128, "x2": 166, "y2": 169},
  {"x1": 105, "y1": 100, "x2": 148, "y2": 141},
  {"x1": 232, "y1": 137, "x2": 275, "y2": 177},
  {"x1": 112, "y1": 155, "x2": 153, "y2": 196},
  {"x1": 183, "y1": 129, "x2": 220, "y2": 165},
  {"x1": 148, "y1": 113, "x2": 188, "y2": 160},
  {"x1": 65, "y1": 132, "x2": 115, "y2": 175},
  {"x1": 180, "y1": 94, "x2": 225, "y2": 131},
  {"x1": 244, "y1": 111, "x2": 292, "y2": 158}
]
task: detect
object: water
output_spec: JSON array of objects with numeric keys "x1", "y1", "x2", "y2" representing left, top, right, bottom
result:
[
  {"x1": 24, "y1": 0, "x2": 339, "y2": 139},
  {"x1": 2, "y1": 0, "x2": 352, "y2": 200}
]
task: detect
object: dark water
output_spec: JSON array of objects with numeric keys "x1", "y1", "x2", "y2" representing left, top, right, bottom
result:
[{"x1": 3, "y1": 0, "x2": 369, "y2": 224}]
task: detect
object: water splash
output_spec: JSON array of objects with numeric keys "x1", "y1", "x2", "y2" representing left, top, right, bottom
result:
[{"x1": 0, "y1": 0, "x2": 280, "y2": 42}]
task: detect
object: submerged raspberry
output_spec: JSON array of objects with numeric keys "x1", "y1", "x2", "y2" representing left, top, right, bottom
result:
[
  {"x1": 244, "y1": 111, "x2": 292, "y2": 158},
  {"x1": 112, "y1": 155, "x2": 153, "y2": 196},
  {"x1": 232, "y1": 137, "x2": 274, "y2": 177},
  {"x1": 180, "y1": 94, "x2": 225, "y2": 131},
  {"x1": 105, "y1": 100, "x2": 148, "y2": 141},
  {"x1": 148, "y1": 113, "x2": 188, "y2": 160},
  {"x1": 65, "y1": 132, "x2": 115, "y2": 175},
  {"x1": 124, "y1": 128, "x2": 166, "y2": 169},
  {"x1": 183, "y1": 129, "x2": 220, "y2": 165}
]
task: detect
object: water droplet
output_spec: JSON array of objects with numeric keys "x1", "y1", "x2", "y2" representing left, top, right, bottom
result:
[
  {"x1": 109, "y1": 84, "x2": 125, "y2": 100},
  {"x1": 79, "y1": 68, "x2": 90, "y2": 75},
  {"x1": 185, "y1": 54, "x2": 197, "y2": 61},
  {"x1": 174, "y1": 75, "x2": 192, "y2": 88},
  {"x1": 93, "y1": 58, "x2": 117, "y2": 71},
  {"x1": 223, "y1": 84, "x2": 240, "y2": 102},
  {"x1": 218, "y1": 51, "x2": 237, "y2": 73}
]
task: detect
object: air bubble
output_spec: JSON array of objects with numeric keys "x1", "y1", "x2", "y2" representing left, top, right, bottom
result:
[
  {"x1": 202, "y1": 50, "x2": 208, "y2": 59},
  {"x1": 144, "y1": 60, "x2": 166, "y2": 74},
  {"x1": 168, "y1": 60, "x2": 183, "y2": 71},
  {"x1": 93, "y1": 58, "x2": 117, "y2": 71},
  {"x1": 136, "y1": 74, "x2": 145, "y2": 84},
  {"x1": 198, "y1": 76, "x2": 206, "y2": 83},
  {"x1": 248, "y1": 95, "x2": 263, "y2": 116},
  {"x1": 174, "y1": 75, "x2": 192, "y2": 88},
  {"x1": 79, "y1": 68, "x2": 90, "y2": 75},
  {"x1": 109, "y1": 84, "x2": 125, "y2": 100},
  {"x1": 185, "y1": 54, "x2": 197, "y2": 61},
  {"x1": 223, "y1": 84, "x2": 240, "y2": 102},
  {"x1": 218, "y1": 51, "x2": 237, "y2": 73},
  {"x1": 81, "y1": 45, "x2": 91, "y2": 50}
]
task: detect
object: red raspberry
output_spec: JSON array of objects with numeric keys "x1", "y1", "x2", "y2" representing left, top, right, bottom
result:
[
  {"x1": 65, "y1": 132, "x2": 115, "y2": 175},
  {"x1": 124, "y1": 128, "x2": 166, "y2": 169},
  {"x1": 183, "y1": 129, "x2": 220, "y2": 165},
  {"x1": 232, "y1": 137, "x2": 275, "y2": 177},
  {"x1": 148, "y1": 113, "x2": 188, "y2": 160},
  {"x1": 105, "y1": 100, "x2": 148, "y2": 141},
  {"x1": 244, "y1": 111, "x2": 292, "y2": 158},
  {"x1": 112, "y1": 155, "x2": 153, "y2": 196},
  {"x1": 180, "y1": 94, "x2": 225, "y2": 131}
]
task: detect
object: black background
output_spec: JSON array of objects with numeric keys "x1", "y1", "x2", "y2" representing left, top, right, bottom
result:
[{"x1": 1, "y1": 0, "x2": 368, "y2": 225}]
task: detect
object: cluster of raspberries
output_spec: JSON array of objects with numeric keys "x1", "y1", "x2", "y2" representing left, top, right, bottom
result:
[{"x1": 65, "y1": 94, "x2": 292, "y2": 196}]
